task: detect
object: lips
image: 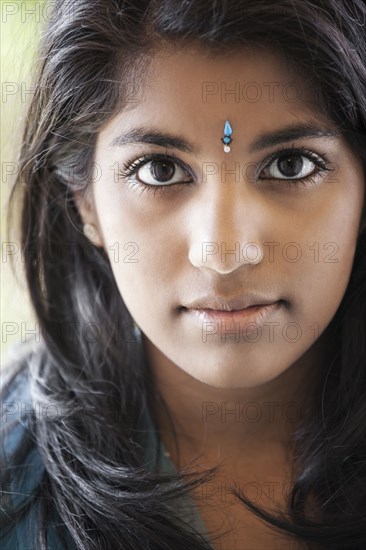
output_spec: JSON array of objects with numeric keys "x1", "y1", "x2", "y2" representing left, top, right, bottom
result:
[
  {"x1": 183, "y1": 301, "x2": 282, "y2": 336},
  {"x1": 182, "y1": 293, "x2": 281, "y2": 312}
]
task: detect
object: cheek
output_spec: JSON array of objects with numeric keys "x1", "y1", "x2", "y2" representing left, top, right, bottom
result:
[
  {"x1": 288, "y1": 188, "x2": 362, "y2": 334},
  {"x1": 93, "y1": 195, "x2": 176, "y2": 324}
]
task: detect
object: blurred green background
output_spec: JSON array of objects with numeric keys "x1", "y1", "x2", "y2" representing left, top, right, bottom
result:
[{"x1": 1, "y1": 1, "x2": 46, "y2": 366}]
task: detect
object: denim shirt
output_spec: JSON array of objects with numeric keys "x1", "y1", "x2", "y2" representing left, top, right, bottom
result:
[{"x1": 1, "y1": 379, "x2": 212, "y2": 549}]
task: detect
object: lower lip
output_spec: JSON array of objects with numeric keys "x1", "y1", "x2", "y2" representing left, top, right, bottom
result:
[{"x1": 183, "y1": 301, "x2": 282, "y2": 334}]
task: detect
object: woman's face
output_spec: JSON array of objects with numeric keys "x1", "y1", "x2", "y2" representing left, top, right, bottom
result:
[{"x1": 83, "y1": 47, "x2": 365, "y2": 388}]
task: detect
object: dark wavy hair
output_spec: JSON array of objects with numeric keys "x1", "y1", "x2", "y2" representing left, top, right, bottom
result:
[{"x1": 1, "y1": 0, "x2": 366, "y2": 548}]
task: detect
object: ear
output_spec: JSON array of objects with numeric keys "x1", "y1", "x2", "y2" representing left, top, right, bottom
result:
[{"x1": 73, "y1": 189, "x2": 104, "y2": 248}]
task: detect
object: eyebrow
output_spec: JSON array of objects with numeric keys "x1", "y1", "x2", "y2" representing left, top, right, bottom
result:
[
  {"x1": 108, "y1": 121, "x2": 340, "y2": 154},
  {"x1": 109, "y1": 127, "x2": 194, "y2": 153},
  {"x1": 249, "y1": 122, "x2": 339, "y2": 152}
]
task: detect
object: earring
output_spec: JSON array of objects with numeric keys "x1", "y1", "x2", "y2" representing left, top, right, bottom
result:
[
  {"x1": 221, "y1": 119, "x2": 233, "y2": 153},
  {"x1": 83, "y1": 223, "x2": 103, "y2": 248},
  {"x1": 83, "y1": 223, "x2": 99, "y2": 244}
]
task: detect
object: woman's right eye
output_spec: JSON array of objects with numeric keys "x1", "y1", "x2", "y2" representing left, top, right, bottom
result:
[{"x1": 119, "y1": 155, "x2": 193, "y2": 187}]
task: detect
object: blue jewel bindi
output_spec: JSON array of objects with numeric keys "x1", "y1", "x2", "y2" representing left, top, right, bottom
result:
[{"x1": 221, "y1": 119, "x2": 233, "y2": 152}]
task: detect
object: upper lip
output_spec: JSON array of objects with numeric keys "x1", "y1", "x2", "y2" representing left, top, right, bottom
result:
[{"x1": 183, "y1": 294, "x2": 280, "y2": 312}]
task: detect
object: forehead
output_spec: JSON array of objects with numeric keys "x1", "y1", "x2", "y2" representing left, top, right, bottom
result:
[
  {"x1": 124, "y1": 45, "x2": 317, "y2": 104},
  {"x1": 101, "y1": 45, "x2": 332, "y2": 146}
]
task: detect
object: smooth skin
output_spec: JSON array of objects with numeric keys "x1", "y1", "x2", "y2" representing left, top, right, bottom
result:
[{"x1": 76, "y1": 46, "x2": 365, "y2": 548}]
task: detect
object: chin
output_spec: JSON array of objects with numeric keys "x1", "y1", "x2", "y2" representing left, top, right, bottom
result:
[{"x1": 182, "y1": 360, "x2": 276, "y2": 389}]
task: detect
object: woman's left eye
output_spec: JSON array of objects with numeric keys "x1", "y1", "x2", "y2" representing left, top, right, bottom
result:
[{"x1": 259, "y1": 151, "x2": 323, "y2": 181}]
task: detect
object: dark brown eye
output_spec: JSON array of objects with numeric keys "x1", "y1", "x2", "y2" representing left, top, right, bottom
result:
[
  {"x1": 277, "y1": 155, "x2": 304, "y2": 178},
  {"x1": 125, "y1": 156, "x2": 191, "y2": 186},
  {"x1": 150, "y1": 160, "x2": 176, "y2": 182},
  {"x1": 261, "y1": 152, "x2": 317, "y2": 181}
]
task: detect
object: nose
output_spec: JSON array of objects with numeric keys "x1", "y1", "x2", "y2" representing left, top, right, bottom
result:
[{"x1": 187, "y1": 181, "x2": 264, "y2": 274}]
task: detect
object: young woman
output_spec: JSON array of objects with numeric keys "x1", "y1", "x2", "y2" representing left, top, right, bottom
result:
[{"x1": 1, "y1": 0, "x2": 366, "y2": 548}]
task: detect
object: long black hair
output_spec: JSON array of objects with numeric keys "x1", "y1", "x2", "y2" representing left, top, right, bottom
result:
[{"x1": 1, "y1": 0, "x2": 366, "y2": 548}]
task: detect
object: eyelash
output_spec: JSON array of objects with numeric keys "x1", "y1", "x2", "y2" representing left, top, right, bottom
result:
[{"x1": 117, "y1": 145, "x2": 332, "y2": 197}]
